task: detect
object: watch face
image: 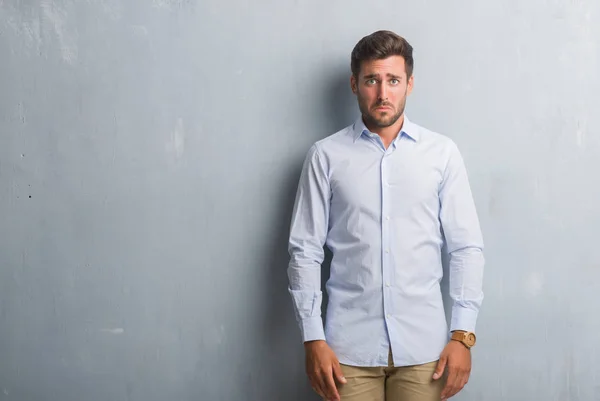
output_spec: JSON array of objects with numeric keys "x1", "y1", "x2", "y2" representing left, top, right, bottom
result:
[{"x1": 466, "y1": 333, "x2": 476, "y2": 346}]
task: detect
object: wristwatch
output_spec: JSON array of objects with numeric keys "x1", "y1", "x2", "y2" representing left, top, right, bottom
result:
[{"x1": 451, "y1": 331, "x2": 476, "y2": 349}]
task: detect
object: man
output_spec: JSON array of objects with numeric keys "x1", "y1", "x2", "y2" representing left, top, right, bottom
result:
[{"x1": 287, "y1": 30, "x2": 484, "y2": 401}]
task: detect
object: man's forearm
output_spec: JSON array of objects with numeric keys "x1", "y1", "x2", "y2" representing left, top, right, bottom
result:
[
  {"x1": 288, "y1": 262, "x2": 325, "y2": 342},
  {"x1": 448, "y1": 246, "x2": 484, "y2": 333}
]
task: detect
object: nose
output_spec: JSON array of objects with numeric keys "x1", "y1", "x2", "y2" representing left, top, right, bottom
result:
[{"x1": 378, "y1": 82, "x2": 388, "y2": 100}]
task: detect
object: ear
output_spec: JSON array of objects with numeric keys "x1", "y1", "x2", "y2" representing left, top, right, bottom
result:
[
  {"x1": 407, "y1": 74, "x2": 414, "y2": 96},
  {"x1": 350, "y1": 75, "x2": 357, "y2": 94}
]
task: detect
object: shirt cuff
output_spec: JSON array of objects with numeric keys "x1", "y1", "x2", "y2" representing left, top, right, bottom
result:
[
  {"x1": 300, "y1": 316, "x2": 326, "y2": 343},
  {"x1": 450, "y1": 305, "x2": 478, "y2": 333}
]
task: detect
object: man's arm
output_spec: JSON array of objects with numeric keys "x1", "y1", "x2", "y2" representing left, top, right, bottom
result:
[
  {"x1": 287, "y1": 144, "x2": 346, "y2": 401},
  {"x1": 439, "y1": 140, "x2": 484, "y2": 333},
  {"x1": 433, "y1": 139, "x2": 484, "y2": 400},
  {"x1": 287, "y1": 143, "x2": 330, "y2": 343}
]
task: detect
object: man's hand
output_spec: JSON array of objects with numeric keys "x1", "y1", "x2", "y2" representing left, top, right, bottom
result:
[
  {"x1": 432, "y1": 339, "x2": 471, "y2": 400},
  {"x1": 304, "y1": 340, "x2": 347, "y2": 401}
]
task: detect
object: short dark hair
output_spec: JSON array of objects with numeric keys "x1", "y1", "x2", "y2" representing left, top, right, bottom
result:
[{"x1": 351, "y1": 30, "x2": 414, "y2": 78}]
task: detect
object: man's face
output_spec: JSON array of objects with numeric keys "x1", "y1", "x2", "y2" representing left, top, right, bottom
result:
[{"x1": 351, "y1": 56, "x2": 414, "y2": 129}]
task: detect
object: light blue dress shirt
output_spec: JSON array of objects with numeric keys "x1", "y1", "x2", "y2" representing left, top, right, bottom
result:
[{"x1": 287, "y1": 115, "x2": 484, "y2": 367}]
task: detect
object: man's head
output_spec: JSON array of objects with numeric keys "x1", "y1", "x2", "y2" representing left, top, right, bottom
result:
[{"x1": 350, "y1": 30, "x2": 414, "y2": 130}]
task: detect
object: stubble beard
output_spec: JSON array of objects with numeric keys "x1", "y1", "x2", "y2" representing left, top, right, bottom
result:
[{"x1": 358, "y1": 90, "x2": 407, "y2": 129}]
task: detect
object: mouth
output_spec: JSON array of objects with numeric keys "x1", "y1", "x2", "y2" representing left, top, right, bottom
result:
[{"x1": 375, "y1": 106, "x2": 392, "y2": 111}]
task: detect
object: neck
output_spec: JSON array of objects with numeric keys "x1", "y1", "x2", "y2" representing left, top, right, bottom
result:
[{"x1": 364, "y1": 114, "x2": 405, "y2": 145}]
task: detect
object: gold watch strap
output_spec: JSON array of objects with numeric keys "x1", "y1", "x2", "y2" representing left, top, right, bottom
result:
[{"x1": 451, "y1": 331, "x2": 476, "y2": 348}]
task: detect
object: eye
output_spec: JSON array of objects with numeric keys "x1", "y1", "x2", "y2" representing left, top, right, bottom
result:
[
  {"x1": 390, "y1": 79, "x2": 399, "y2": 85},
  {"x1": 366, "y1": 79, "x2": 377, "y2": 85}
]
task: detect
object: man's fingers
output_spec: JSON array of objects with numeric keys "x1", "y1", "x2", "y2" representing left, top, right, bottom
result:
[
  {"x1": 447, "y1": 370, "x2": 468, "y2": 398},
  {"x1": 311, "y1": 373, "x2": 326, "y2": 399},
  {"x1": 440, "y1": 367, "x2": 459, "y2": 399},
  {"x1": 461, "y1": 374, "x2": 470, "y2": 388},
  {"x1": 311, "y1": 386, "x2": 325, "y2": 399},
  {"x1": 324, "y1": 368, "x2": 341, "y2": 401},
  {"x1": 442, "y1": 367, "x2": 469, "y2": 399},
  {"x1": 432, "y1": 355, "x2": 447, "y2": 380},
  {"x1": 458, "y1": 369, "x2": 470, "y2": 389},
  {"x1": 332, "y1": 361, "x2": 347, "y2": 384}
]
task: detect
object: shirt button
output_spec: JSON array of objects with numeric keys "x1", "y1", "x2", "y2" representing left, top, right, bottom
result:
[
  {"x1": 386, "y1": 216, "x2": 390, "y2": 221},
  {"x1": 385, "y1": 249, "x2": 390, "y2": 253},
  {"x1": 386, "y1": 314, "x2": 391, "y2": 318},
  {"x1": 386, "y1": 282, "x2": 390, "y2": 287}
]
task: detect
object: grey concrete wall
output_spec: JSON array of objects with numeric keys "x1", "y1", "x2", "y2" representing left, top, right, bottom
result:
[{"x1": 1, "y1": 1, "x2": 599, "y2": 400}]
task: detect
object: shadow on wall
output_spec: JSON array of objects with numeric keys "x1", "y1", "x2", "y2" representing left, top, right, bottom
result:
[
  {"x1": 258, "y1": 64, "x2": 357, "y2": 401},
  {"x1": 320, "y1": 64, "x2": 359, "y2": 135},
  {"x1": 317, "y1": 64, "x2": 357, "y2": 323}
]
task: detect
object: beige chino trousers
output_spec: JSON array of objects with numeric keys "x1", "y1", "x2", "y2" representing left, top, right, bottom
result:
[{"x1": 331, "y1": 349, "x2": 445, "y2": 401}]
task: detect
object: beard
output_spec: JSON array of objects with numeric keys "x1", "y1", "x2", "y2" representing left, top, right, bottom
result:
[{"x1": 358, "y1": 89, "x2": 407, "y2": 129}]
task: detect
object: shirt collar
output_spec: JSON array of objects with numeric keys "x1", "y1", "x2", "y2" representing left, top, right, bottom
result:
[{"x1": 352, "y1": 114, "x2": 420, "y2": 143}]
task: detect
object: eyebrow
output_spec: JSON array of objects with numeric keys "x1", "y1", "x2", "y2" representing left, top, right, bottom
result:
[{"x1": 363, "y1": 73, "x2": 403, "y2": 80}]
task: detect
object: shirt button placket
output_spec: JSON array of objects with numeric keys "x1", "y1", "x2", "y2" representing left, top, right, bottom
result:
[
  {"x1": 381, "y1": 151, "x2": 393, "y2": 366},
  {"x1": 381, "y1": 154, "x2": 391, "y2": 321}
]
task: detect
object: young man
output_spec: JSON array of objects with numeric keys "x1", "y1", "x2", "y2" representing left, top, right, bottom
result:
[{"x1": 287, "y1": 30, "x2": 484, "y2": 401}]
